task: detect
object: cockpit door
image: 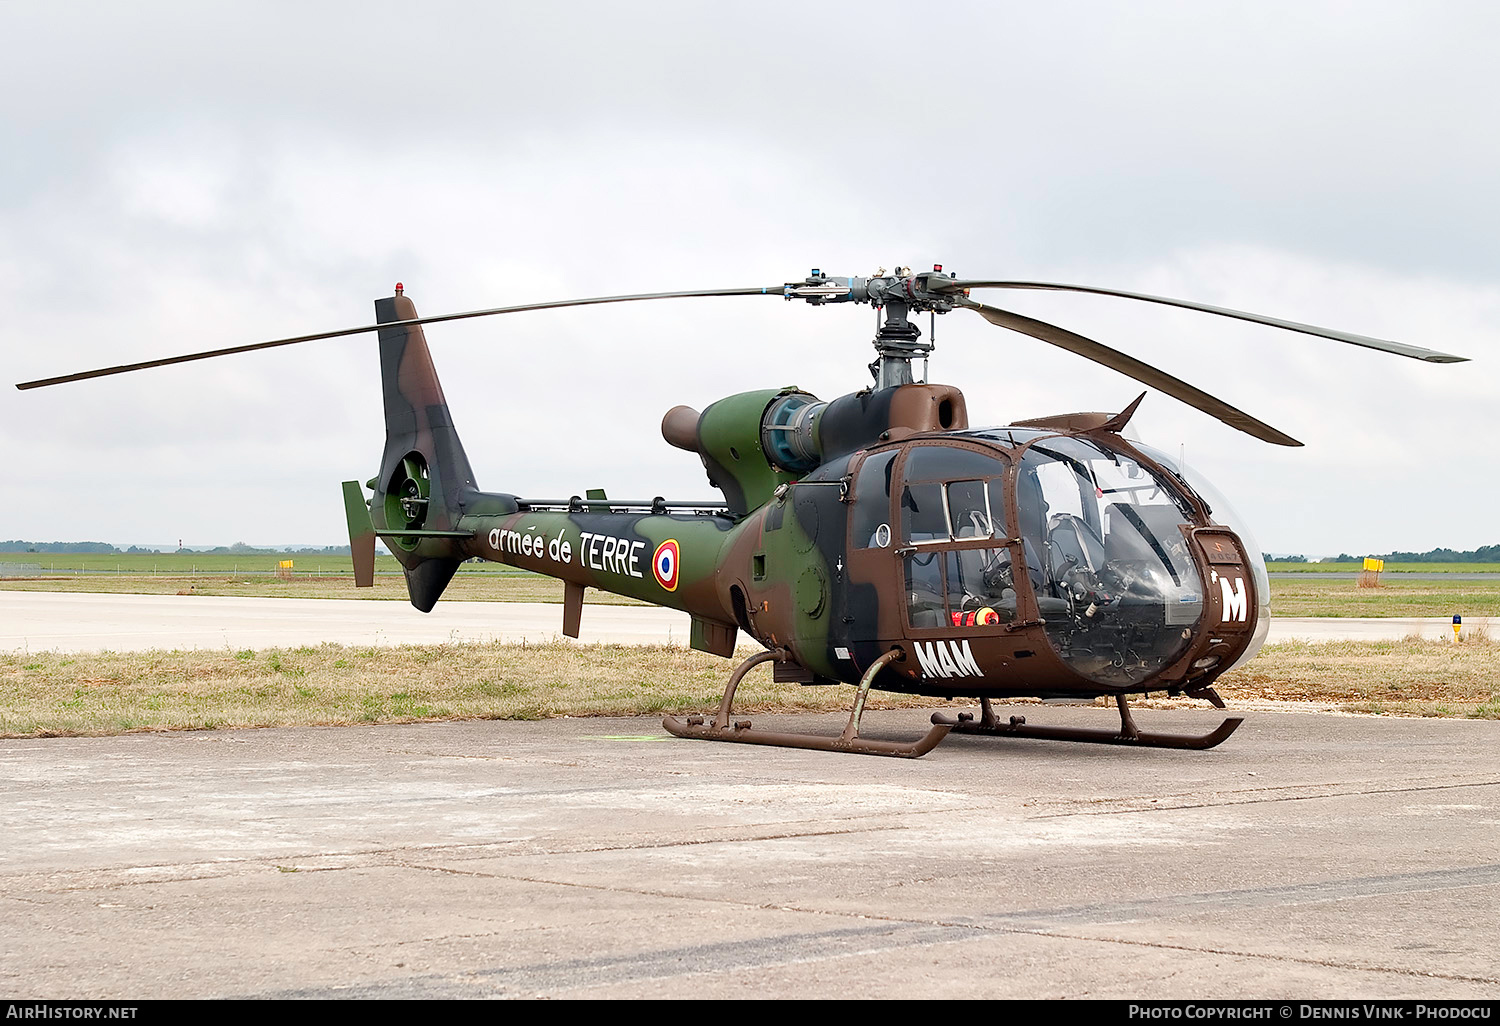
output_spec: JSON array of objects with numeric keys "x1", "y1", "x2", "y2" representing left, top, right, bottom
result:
[
  {"x1": 843, "y1": 449, "x2": 901, "y2": 645},
  {"x1": 892, "y1": 444, "x2": 1017, "y2": 636}
]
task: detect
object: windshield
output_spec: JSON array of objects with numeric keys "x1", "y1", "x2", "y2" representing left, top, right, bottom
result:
[
  {"x1": 1131, "y1": 441, "x2": 1270, "y2": 671},
  {"x1": 1017, "y1": 436, "x2": 1203, "y2": 686}
]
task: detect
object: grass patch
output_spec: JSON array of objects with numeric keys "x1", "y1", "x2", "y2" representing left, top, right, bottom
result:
[
  {"x1": 0, "y1": 641, "x2": 943, "y2": 738},
  {"x1": 1216, "y1": 635, "x2": 1500, "y2": 718},
  {"x1": 2, "y1": 636, "x2": 1497, "y2": 738},
  {"x1": 1265, "y1": 562, "x2": 1500, "y2": 574},
  {"x1": 0, "y1": 572, "x2": 646, "y2": 605},
  {"x1": 0, "y1": 552, "x2": 497, "y2": 575},
  {"x1": 1267, "y1": 576, "x2": 1500, "y2": 617}
]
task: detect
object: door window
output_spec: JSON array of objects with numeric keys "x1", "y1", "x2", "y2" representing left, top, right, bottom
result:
[
  {"x1": 897, "y1": 443, "x2": 1013, "y2": 630},
  {"x1": 851, "y1": 450, "x2": 897, "y2": 548}
]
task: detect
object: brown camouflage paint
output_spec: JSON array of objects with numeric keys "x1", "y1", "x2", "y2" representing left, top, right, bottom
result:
[{"x1": 363, "y1": 289, "x2": 1258, "y2": 703}]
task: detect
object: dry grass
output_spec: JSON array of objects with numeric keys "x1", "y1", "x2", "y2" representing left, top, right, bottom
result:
[
  {"x1": 1215, "y1": 632, "x2": 1500, "y2": 718},
  {"x1": 0, "y1": 642, "x2": 942, "y2": 738},
  {"x1": 3, "y1": 635, "x2": 1497, "y2": 738}
]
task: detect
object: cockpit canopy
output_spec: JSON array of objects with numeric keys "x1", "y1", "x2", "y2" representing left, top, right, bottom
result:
[
  {"x1": 1014, "y1": 435, "x2": 1203, "y2": 685},
  {"x1": 853, "y1": 430, "x2": 1217, "y2": 687}
]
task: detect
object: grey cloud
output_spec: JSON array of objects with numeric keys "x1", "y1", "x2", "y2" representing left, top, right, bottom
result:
[{"x1": 2, "y1": 1, "x2": 1496, "y2": 553}]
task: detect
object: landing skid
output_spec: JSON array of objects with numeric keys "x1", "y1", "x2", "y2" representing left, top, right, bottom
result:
[
  {"x1": 930, "y1": 696, "x2": 1243, "y2": 751},
  {"x1": 664, "y1": 654, "x2": 1240, "y2": 758},
  {"x1": 662, "y1": 648, "x2": 951, "y2": 759}
]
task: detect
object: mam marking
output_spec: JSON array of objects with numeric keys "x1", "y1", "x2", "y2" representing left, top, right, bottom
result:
[{"x1": 914, "y1": 639, "x2": 982, "y2": 679}]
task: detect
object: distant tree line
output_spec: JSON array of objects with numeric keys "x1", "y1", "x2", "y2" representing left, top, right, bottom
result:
[
  {"x1": 1, "y1": 540, "x2": 353, "y2": 555},
  {"x1": 0, "y1": 540, "x2": 119, "y2": 553},
  {"x1": 1381, "y1": 544, "x2": 1500, "y2": 563},
  {"x1": 1268, "y1": 545, "x2": 1500, "y2": 563},
  {"x1": 191, "y1": 542, "x2": 356, "y2": 555}
]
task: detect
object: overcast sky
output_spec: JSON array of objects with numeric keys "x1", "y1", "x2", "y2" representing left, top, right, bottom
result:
[{"x1": 3, "y1": 0, "x2": 1496, "y2": 556}]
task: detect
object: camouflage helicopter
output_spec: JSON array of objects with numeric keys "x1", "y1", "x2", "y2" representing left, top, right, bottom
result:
[{"x1": 18, "y1": 267, "x2": 1467, "y2": 758}]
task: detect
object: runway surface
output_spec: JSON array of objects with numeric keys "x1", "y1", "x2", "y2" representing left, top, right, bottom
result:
[
  {"x1": 0, "y1": 591, "x2": 1486, "y2": 652},
  {"x1": 2, "y1": 710, "x2": 1496, "y2": 999},
  {"x1": 0, "y1": 591, "x2": 692, "y2": 651}
]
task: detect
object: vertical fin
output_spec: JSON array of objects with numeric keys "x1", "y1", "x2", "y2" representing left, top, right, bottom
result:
[
  {"x1": 375, "y1": 291, "x2": 477, "y2": 531},
  {"x1": 372, "y1": 288, "x2": 476, "y2": 612}
]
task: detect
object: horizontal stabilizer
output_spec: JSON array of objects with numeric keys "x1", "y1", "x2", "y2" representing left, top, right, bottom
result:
[
  {"x1": 563, "y1": 581, "x2": 585, "y2": 638},
  {"x1": 341, "y1": 480, "x2": 375, "y2": 588}
]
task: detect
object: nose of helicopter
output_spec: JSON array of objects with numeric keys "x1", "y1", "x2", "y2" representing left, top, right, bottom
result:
[{"x1": 1004, "y1": 433, "x2": 1268, "y2": 688}]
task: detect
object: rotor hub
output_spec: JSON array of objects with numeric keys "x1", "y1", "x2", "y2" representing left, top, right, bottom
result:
[{"x1": 783, "y1": 266, "x2": 960, "y2": 389}]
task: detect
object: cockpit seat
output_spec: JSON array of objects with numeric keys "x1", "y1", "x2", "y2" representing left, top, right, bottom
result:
[
  {"x1": 1103, "y1": 502, "x2": 1190, "y2": 583},
  {"x1": 1047, "y1": 513, "x2": 1107, "y2": 576}
]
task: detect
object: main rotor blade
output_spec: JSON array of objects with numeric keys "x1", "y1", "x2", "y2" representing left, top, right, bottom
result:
[
  {"x1": 958, "y1": 298, "x2": 1303, "y2": 447},
  {"x1": 943, "y1": 280, "x2": 1468, "y2": 364},
  {"x1": 16, "y1": 286, "x2": 785, "y2": 390}
]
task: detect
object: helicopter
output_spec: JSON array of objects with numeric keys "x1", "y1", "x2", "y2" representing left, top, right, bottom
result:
[{"x1": 17, "y1": 266, "x2": 1468, "y2": 758}]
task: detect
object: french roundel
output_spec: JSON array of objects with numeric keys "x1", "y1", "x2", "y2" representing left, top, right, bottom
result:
[{"x1": 652, "y1": 539, "x2": 680, "y2": 592}]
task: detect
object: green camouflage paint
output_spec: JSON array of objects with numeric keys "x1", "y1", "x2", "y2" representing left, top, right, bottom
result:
[{"x1": 359, "y1": 288, "x2": 1263, "y2": 703}]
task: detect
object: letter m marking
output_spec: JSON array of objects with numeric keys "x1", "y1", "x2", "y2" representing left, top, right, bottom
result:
[
  {"x1": 914, "y1": 642, "x2": 946, "y2": 678},
  {"x1": 1219, "y1": 576, "x2": 1248, "y2": 623}
]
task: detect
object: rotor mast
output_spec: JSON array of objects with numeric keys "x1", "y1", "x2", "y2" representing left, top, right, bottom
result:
[
  {"x1": 783, "y1": 265, "x2": 957, "y2": 390},
  {"x1": 869, "y1": 297, "x2": 932, "y2": 388}
]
